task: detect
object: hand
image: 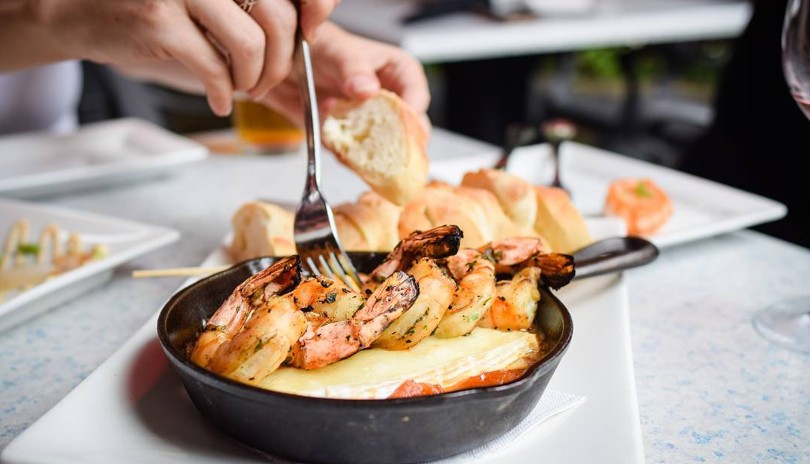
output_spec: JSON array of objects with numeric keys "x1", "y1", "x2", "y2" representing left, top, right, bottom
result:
[
  {"x1": 1, "y1": 0, "x2": 338, "y2": 116},
  {"x1": 258, "y1": 23, "x2": 431, "y2": 133}
]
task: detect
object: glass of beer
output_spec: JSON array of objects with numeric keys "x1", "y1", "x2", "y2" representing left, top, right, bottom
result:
[{"x1": 232, "y1": 99, "x2": 304, "y2": 154}]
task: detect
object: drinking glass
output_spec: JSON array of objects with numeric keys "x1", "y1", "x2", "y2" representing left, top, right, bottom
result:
[
  {"x1": 751, "y1": 0, "x2": 810, "y2": 353},
  {"x1": 232, "y1": 99, "x2": 304, "y2": 154}
]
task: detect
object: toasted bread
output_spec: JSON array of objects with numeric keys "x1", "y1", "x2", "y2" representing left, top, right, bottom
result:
[{"x1": 322, "y1": 90, "x2": 428, "y2": 206}]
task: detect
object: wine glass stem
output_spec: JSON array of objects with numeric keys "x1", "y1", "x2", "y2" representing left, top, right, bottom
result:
[{"x1": 551, "y1": 141, "x2": 564, "y2": 190}]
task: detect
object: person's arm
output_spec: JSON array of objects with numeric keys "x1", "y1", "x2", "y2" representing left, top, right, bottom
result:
[
  {"x1": 0, "y1": 0, "x2": 337, "y2": 116},
  {"x1": 0, "y1": 1, "x2": 74, "y2": 71}
]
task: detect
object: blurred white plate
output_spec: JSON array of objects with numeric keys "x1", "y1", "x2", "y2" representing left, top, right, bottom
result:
[
  {"x1": 0, "y1": 219, "x2": 644, "y2": 464},
  {"x1": 0, "y1": 198, "x2": 179, "y2": 333},
  {"x1": 0, "y1": 118, "x2": 208, "y2": 198},
  {"x1": 429, "y1": 141, "x2": 788, "y2": 249}
]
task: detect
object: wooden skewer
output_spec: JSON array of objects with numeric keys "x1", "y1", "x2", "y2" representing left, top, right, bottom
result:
[{"x1": 131, "y1": 266, "x2": 229, "y2": 278}]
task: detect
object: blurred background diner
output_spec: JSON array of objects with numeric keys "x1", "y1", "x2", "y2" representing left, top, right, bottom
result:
[{"x1": 2, "y1": 0, "x2": 807, "y2": 249}]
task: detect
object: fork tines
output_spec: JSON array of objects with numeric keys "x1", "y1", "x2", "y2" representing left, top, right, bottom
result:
[
  {"x1": 294, "y1": 212, "x2": 362, "y2": 291},
  {"x1": 299, "y1": 241, "x2": 361, "y2": 292},
  {"x1": 297, "y1": 240, "x2": 362, "y2": 292}
]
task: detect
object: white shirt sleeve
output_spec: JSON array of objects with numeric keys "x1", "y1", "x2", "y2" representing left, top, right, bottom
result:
[{"x1": 0, "y1": 60, "x2": 82, "y2": 136}]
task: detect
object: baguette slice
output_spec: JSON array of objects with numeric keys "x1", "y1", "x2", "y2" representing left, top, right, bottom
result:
[
  {"x1": 333, "y1": 190, "x2": 403, "y2": 252},
  {"x1": 322, "y1": 90, "x2": 428, "y2": 206},
  {"x1": 534, "y1": 186, "x2": 593, "y2": 253},
  {"x1": 398, "y1": 184, "x2": 493, "y2": 248},
  {"x1": 229, "y1": 201, "x2": 295, "y2": 261},
  {"x1": 333, "y1": 208, "x2": 370, "y2": 251},
  {"x1": 453, "y1": 185, "x2": 544, "y2": 243},
  {"x1": 461, "y1": 169, "x2": 537, "y2": 229}
]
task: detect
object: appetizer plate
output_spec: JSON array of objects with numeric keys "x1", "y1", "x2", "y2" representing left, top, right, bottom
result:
[
  {"x1": 0, "y1": 118, "x2": 209, "y2": 198},
  {"x1": 0, "y1": 198, "x2": 179, "y2": 333},
  {"x1": 429, "y1": 141, "x2": 788, "y2": 249},
  {"x1": 0, "y1": 219, "x2": 644, "y2": 464}
]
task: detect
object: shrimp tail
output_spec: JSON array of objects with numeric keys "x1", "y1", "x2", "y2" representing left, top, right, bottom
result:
[
  {"x1": 528, "y1": 253, "x2": 575, "y2": 290},
  {"x1": 400, "y1": 225, "x2": 463, "y2": 261},
  {"x1": 366, "y1": 225, "x2": 462, "y2": 288},
  {"x1": 354, "y1": 271, "x2": 419, "y2": 347},
  {"x1": 240, "y1": 255, "x2": 302, "y2": 302}
]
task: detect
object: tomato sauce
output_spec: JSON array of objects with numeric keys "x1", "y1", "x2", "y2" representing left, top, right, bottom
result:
[
  {"x1": 387, "y1": 332, "x2": 548, "y2": 399},
  {"x1": 389, "y1": 380, "x2": 445, "y2": 398},
  {"x1": 387, "y1": 368, "x2": 529, "y2": 399}
]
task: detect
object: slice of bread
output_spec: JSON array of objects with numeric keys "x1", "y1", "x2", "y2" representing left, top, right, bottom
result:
[
  {"x1": 332, "y1": 191, "x2": 404, "y2": 252},
  {"x1": 398, "y1": 183, "x2": 493, "y2": 249},
  {"x1": 534, "y1": 186, "x2": 593, "y2": 253},
  {"x1": 460, "y1": 169, "x2": 537, "y2": 229},
  {"x1": 453, "y1": 185, "x2": 541, "y2": 242},
  {"x1": 230, "y1": 201, "x2": 295, "y2": 261},
  {"x1": 322, "y1": 90, "x2": 428, "y2": 206},
  {"x1": 332, "y1": 207, "x2": 370, "y2": 251},
  {"x1": 356, "y1": 190, "x2": 402, "y2": 250}
]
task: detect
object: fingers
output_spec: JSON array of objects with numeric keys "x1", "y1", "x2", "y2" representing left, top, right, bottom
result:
[
  {"x1": 377, "y1": 50, "x2": 431, "y2": 114},
  {"x1": 314, "y1": 30, "x2": 430, "y2": 113},
  {"x1": 248, "y1": 0, "x2": 298, "y2": 100},
  {"x1": 181, "y1": 0, "x2": 337, "y2": 114},
  {"x1": 188, "y1": 0, "x2": 266, "y2": 93},
  {"x1": 299, "y1": 0, "x2": 340, "y2": 42},
  {"x1": 164, "y1": 18, "x2": 234, "y2": 116}
]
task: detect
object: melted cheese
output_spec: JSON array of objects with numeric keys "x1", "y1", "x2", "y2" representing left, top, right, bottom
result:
[{"x1": 259, "y1": 328, "x2": 539, "y2": 399}]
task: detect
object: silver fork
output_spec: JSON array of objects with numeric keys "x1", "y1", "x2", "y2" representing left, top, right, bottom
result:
[{"x1": 292, "y1": 22, "x2": 362, "y2": 291}]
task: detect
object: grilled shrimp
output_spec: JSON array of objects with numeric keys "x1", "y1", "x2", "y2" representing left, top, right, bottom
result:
[
  {"x1": 480, "y1": 237, "x2": 549, "y2": 274},
  {"x1": 289, "y1": 271, "x2": 419, "y2": 369},
  {"x1": 189, "y1": 256, "x2": 301, "y2": 368},
  {"x1": 434, "y1": 249, "x2": 496, "y2": 338},
  {"x1": 363, "y1": 225, "x2": 462, "y2": 294},
  {"x1": 207, "y1": 295, "x2": 307, "y2": 385},
  {"x1": 482, "y1": 237, "x2": 575, "y2": 290},
  {"x1": 373, "y1": 257, "x2": 456, "y2": 350},
  {"x1": 478, "y1": 267, "x2": 542, "y2": 331},
  {"x1": 290, "y1": 275, "x2": 365, "y2": 321}
]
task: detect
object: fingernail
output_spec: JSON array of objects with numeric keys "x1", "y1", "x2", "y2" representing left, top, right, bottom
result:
[
  {"x1": 346, "y1": 75, "x2": 378, "y2": 96},
  {"x1": 211, "y1": 98, "x2": 232, "y2": 117}
]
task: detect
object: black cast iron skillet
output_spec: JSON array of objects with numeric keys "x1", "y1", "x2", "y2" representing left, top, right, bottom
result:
[{"x1": 157, "y1": 237, "x2": 657, "y2": 464}]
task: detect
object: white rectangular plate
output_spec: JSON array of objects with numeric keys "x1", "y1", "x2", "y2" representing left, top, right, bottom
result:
[
  {"x1": 429, "y1": 141, "x2": 787, "y2": 249},
  {"x1": 0, "y1": 118, "x2": 209, "y2": 198},
  {"x1": 1, "y1": 219, "x2": 644, "y2": 464},
  {"x1": 0, "y1": 198, "x2": 180, "y2": 333}
]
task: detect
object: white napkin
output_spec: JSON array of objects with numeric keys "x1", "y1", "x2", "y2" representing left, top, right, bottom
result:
[{"x1": 431, "y1": 389, "x2": 586, "y2": 463}]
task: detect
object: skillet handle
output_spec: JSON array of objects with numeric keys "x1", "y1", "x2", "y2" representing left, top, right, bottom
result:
[{"x1": 572, "y1": 236, "x2": 659, "y2": 280}]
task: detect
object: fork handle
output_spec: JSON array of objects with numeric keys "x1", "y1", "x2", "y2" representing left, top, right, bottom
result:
[{"x1": 295, "y1": 11, "x2": 321, "y2": 188}]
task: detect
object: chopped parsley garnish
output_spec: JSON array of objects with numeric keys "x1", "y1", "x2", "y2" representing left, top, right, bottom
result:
[
  {"x1": 17, "y1": 243, "x2": 40, "y2": 256},
  {"x1": 635, "y1": 181, "x2": 653, "y2": 198}
]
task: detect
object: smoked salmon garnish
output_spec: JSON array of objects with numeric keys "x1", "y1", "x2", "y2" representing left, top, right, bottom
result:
[{"x1": 604, "y1": 178, "x2": 673, "y2": 235}]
